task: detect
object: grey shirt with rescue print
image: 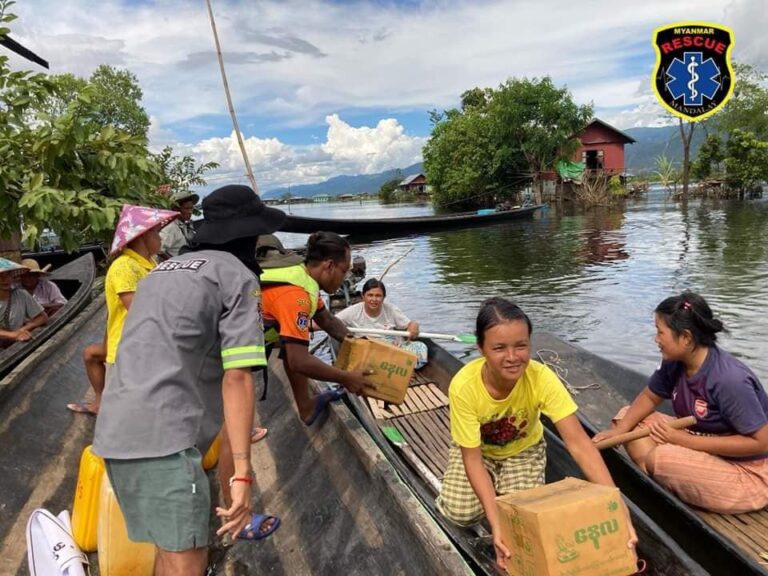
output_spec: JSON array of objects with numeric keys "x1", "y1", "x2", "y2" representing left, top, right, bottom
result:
[{"x1": 93, "y1": 250, "x2": 266, "y2": 460}]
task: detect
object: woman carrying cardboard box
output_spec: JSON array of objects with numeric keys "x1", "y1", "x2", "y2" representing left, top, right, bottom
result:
[{"x1": 436, "y1": 297, "x2": 636, "y2": 570}]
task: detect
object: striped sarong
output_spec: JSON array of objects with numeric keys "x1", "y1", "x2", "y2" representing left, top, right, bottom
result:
[{"x1": 436, "y1": 438, "x2": 546, "y2": 526}]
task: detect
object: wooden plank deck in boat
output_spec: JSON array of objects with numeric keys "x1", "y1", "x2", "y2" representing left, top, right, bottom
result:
[
  {"x1": 532, "y1": 332, "x2": 768, "y2": 575},
  {"x1": 351, "y1": 348, "x2": 705, "y2": 576}
]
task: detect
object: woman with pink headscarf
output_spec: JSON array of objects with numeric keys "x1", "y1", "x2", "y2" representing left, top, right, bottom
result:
[{"x1": 68, "y1": 205, "x2": 177, "y2": 414}]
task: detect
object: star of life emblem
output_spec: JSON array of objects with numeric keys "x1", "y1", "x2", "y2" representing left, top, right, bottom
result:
[{"x1": 652, "y1": 22, "x2": 735, "y2": 122}]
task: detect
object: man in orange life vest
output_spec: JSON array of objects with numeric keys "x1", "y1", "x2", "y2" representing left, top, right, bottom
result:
[{"x1": 217, "y1": 231, "x2": 375, "y2": 513}]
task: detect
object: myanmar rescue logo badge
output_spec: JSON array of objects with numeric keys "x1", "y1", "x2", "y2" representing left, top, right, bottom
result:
[{"x1": 652, "y1": 22, "x2": 735, "y2": 122}]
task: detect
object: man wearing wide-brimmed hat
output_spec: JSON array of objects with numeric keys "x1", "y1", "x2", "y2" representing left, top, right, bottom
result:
[
  {"x1": 0, "y1": 258, "x2": 48, "y2": 347},
  {"x1": 160, "y1": 189, "x2": 200, "y2": 258},
  {"x1": 19, "y1": 258, "x2": 68, "y2": 316},
  {"x1": 93, "y1": 185, "x2": 285, "y2": 575}
]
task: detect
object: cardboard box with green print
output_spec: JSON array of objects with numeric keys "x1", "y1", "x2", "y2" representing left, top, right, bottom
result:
[
  {"x1": 495, "y1": 477, "x2": 637, "y2": 576},
  {"x1": 335, "y1": 336, "x2": 416, "y2": 404}
]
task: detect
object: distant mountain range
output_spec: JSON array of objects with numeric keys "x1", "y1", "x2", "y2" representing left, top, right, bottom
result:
[
  {"x1": 263, "y1": 162, "x2": 424, "y2": 199},
  {"x1": 262, "y1": 126, "x2": 703, "y2": 198},
  {"x1": 624, "y1": 125, "x2": 706, "y2": 173}
]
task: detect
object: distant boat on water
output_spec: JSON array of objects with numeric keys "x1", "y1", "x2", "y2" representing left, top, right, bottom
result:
[{"x1": 280, "y1": 204, "x2": 544, "y2": 236}]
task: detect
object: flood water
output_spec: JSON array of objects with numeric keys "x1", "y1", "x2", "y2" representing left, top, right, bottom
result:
[{"x1": 277, "y1": 188, "x2": 768, "y2": 382}]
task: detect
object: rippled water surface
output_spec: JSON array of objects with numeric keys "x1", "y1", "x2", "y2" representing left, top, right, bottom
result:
[{"x1": 277, "y1": 190, "x2": 768, "y2": 382}]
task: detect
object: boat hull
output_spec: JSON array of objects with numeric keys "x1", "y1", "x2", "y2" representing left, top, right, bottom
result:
[
  {"x1": 0, "y1": 253, "x2": 95, "y2": 383},
  {"x1": 531, "y1": 332, "x2": 768, "y2": 576},
  {"x1": 332, "y1": 337, "x2": 707, "y2": 576},
  {"x1": 280, "y1": 205, "x2": 543, "y2": 236}
]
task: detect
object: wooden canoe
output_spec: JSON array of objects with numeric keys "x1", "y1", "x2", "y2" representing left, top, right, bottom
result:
[
  {"x1": 532, "y1": 332, "x2": 768, "y2": 576},
  {"x1": 21, "y1": 242, "x2": 105, "y2": 269},
  {"x1": 330, "y1": 337, "x2": 707, "y2": 575},
  {"x1": 0, "y1": 253, "x2": 95, "y2": 385},
  {"x1": 0, "y1": 300, "x2": 474, "y2": 575},
  {"x1": 280, "y1": 205, "x2": 543, "y2": 236}
]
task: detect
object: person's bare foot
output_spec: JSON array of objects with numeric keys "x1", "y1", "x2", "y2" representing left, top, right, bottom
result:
[
  {"x1": 66, "y1": 402, "x2": 98, "y2": 415},
  {"x1": 250, "y1": 427, "x2": 268, "y2": 443}
]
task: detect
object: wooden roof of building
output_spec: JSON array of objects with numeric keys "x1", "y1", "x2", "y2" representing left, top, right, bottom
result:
[{"x1": 580, "y1": 118, "x2": 636, "y2": 144}]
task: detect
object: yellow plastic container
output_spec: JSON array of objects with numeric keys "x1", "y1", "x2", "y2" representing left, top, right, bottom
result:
[
  {"x1": 71, "y1": 445, "x2": 105, "y2": 552},
  {"x1": 97, "y1": 475, "x2": 156, "y2": 576},
  {"x1": 202, "y1": 433, "x2": 222, "y2": 470}
]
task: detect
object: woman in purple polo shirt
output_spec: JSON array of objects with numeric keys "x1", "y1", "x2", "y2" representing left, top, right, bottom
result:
[{"x1": 594, "y1": 291, "x2": 768, "y2": 513}]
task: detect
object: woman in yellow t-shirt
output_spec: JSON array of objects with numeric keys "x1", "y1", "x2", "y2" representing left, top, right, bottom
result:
[
  {"x1": 67, "y1": 204, "x2": 178, "y2": 415},
  {"x1": 436, "y1": 297, "x2": 635, "y2": 570}
]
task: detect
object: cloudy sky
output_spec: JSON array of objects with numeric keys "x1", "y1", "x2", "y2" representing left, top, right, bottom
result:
[{"x1": 7, "y1": 0, "x2": 766, "y2": 191}]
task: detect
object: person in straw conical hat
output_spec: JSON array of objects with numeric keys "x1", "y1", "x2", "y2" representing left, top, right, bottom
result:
[
  {"x1": 19, "y1": 258, "x2": 68, "y2": 316},
  {"x1": 0, "y1": 258, "x2": 48, "y2": 348}
]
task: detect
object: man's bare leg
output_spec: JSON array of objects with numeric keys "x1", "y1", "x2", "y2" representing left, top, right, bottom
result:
[{"x1": 154, "y1": 547, "x2": 208, "y2": 576}]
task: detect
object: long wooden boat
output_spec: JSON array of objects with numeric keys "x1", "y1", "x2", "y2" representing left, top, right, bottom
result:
[
  {"x1": 21, "y1": 242, "x2": 105, "y2": 269},
  {"x1": 330, "y1": 337, "x2": 707, "y2": 575},
  {"x1": 0, "y1": 253, "x2": 95, "y2": 384},
  {"x1": 0, "y1": 301, "x2": 473, "y2": 575},
  {"x1": 280, "y1": 204, "x2": 543, "y2": 236},
  {"x1": 531, "y1": 332, "x2": 768, "y2": 576}
]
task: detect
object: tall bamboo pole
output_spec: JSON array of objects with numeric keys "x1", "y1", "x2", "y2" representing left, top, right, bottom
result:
[{"x1": 205, "y1": 0, "x2": 259, "y2": 194}]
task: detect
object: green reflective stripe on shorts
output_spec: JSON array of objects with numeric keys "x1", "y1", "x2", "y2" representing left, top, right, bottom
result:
[
  {"x1": 222, "y1": 357, "x2": 268, "y2": 369},
  {"x1": 221, "y1": 345, "x2": 265, "y2": 358}
]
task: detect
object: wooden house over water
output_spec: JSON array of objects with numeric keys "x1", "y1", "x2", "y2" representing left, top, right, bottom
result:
[
  {"x1": 575, "y1": 118, "x2": 636, "y2": 175},
  {"x1": 399, "y1": 174, "x2": 428, "y2": 194}
]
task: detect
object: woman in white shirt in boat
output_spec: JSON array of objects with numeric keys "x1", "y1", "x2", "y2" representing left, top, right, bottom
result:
[{"x1": 335, "y1": 278, "x2": 428, "y2": 368}]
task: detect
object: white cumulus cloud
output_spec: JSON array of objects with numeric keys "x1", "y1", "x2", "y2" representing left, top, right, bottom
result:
[{"x1": 167, "y1": 114, "x2": 424, "y2": 192}]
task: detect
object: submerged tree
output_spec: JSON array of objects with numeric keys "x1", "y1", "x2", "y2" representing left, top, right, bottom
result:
[
  {"x1": 691, "y1": 135, "x2": 725, "y2": 181},
  {"x1": 378, "y1": 176, "x2": 402, "y2": 204},
  {"x1": 423, "y1": 77, "x2": 592, "y2": 208},
  {"x1": 677, "y1": 119, "x2": 696, "y2": 199},
  {"x1": 723, "y1": 130, "x2": 768, "y2": 197}
]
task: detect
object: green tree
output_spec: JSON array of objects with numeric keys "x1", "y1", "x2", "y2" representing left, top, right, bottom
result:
[
  {"x1": 489, "y1": 77, "x2": 593, "y2": 204},
  {"x1": 423, "y1": 108, "x2": 497, "y2": 208},
  {"x1": 378, "y1": 176, "x2": 402, "y2": 204},
  {"x1": 711, "y1": 64, "x2": 768, "y2": 140},
  {"x1": 37, "y1": 65, "x2": 151, "y2": 138},
  {"x1": 723, "y1": 130, "x2": 768, "y2": 197},
  {"x1": 691, "y1": 135, "x2": 724, "y2": 181},
  {"x1": 0, "y1": 4, "x2": 167, "y2": 253},
  {"x1": 154, "y1": 146, "x2": 219, "y2": 197},
  {"x1": 424, "y1": 77, "x2": 592, "y2": 208}
]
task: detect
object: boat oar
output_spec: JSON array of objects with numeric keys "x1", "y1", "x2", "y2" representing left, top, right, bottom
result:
[
  {"x1": 594, "y1": 416, "x2": 697, "y2": 450},
  {"x1": 347, "y1": 327, "x2": 477, "y2": 344}
]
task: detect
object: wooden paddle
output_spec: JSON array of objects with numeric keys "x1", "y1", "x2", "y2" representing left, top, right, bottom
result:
[
  {"x1": 347, "y1": 327, "x2": 477, "y2": 344},
  {"x1": 594, "y1": 415, "x2": 697, "y2": 449}
]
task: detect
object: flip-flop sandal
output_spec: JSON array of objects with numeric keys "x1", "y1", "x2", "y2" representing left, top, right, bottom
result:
[
  {"x1": 250, "y1": 427, "x2": 268, "y2": 443},
  {"x1": 237, "y1": 513, "x2": 281, "y2": 541},
  {"x1": 303, "y1": 388, "x2": 346, "y2": 426},
  {"x1": 66, "y1": 402, "x2": 97, "y2": 415}
]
